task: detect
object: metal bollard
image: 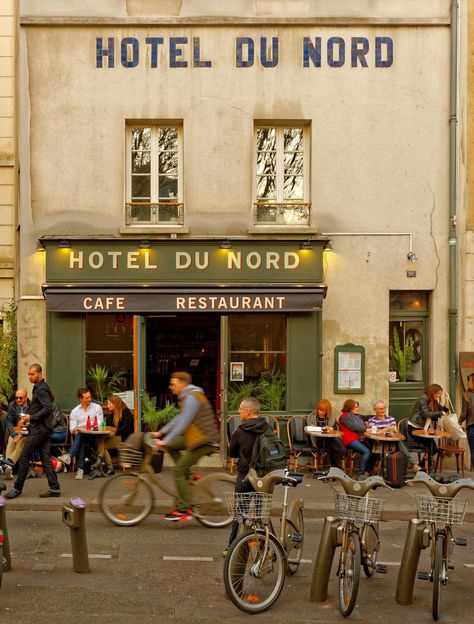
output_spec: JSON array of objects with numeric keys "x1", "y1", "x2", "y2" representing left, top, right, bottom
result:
[
  {"x1": 0, "y1": 496, "x2": 12, "y2": 571},
  {"x1": 310, "y1": 516, "x2": 339, "y2": 603},
  {"x1": 395, "y1": 518, "x2": 425, "y2": 606},
  {"x1": 62, "y1": 497, "x2": 90, "y2": 573}
]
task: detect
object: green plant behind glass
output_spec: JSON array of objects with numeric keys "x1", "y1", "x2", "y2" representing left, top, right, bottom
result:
[
  {"x1": 227, "y1": 367, "x2": 287, "y2": 412},
  {"x1": 86, "y1": 364, "x2": 126, "y2": 404},
  {"x1": 0, "y1": 298, "x2": 17, "y2": 405},
  {"x1": 141, "y1": 391, "x2": 178, "y2": 431},
  {"x1": 389, "y1": 327, "x2": 415, "y2": 382}
]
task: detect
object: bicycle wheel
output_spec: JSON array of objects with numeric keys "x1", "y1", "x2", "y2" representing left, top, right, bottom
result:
[
  {"x1": 99, "y1": 473, "x2": 154, "y2": 526},
  {"x1": 193, "y1": 474, "x2": 233, "y2": 528},
  {"x1": 223, "y1": 530, "x2": 286, "y2": 614},
  {"x1": 362, "y1": 523, "x2": 379, "y2": 577},
  {"x1": 432, "y1": 533, "x2": 445, "y2": 621},
  {"x1": 338, "y1": 531, "x2": 361, "y2": 617},
  {"x1": 284, "y1": 508, "x2": 304, "y2": 575}
]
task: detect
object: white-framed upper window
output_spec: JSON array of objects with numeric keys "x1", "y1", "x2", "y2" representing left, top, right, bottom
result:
[
  {"x1": 125, "y1": 124, "x2": 183, "y2": 225},
  {"x1": 254, "y1": 125, "x2": 310, "y2": 226}
]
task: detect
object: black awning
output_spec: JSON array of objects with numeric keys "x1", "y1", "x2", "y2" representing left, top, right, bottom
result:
[{"x1": 44, "y1": 287, "x2": 326, "y2": 313}]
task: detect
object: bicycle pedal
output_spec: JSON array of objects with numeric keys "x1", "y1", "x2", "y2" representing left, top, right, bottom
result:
[
  {"x1": 375, "y1": 564, "x2": 388, "y2": 574},
  {"x1": 291, "y1": 532, "x2": 303, "y2": 543},
  {"x1": 454, "y1": 537, "x2": 467, "y2": 546},
  {"x1": 448, "y1": 564, "x2": 455, "y2": 570},
  {"x1": 417, "y1": 571, "x2": 430, "y2": 581}
]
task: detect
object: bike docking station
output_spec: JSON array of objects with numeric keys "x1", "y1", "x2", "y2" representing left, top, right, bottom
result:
[
  {"x1": 395, "y1": 518, "x2": 426, "y2": 605},
  {"x1": 0, "y1": 493, "x2": 12, "y2": 572},
  {"x1": 62, "y1": 497, "x2": 90, "y2": 573},
  {"x1": 310, "y1": 515, "x2": 340, "y2": 602}
]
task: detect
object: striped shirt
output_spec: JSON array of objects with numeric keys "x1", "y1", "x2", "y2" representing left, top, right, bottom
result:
[{"x1": 368, "y1": 414, "x2": 396, "y2": 430}]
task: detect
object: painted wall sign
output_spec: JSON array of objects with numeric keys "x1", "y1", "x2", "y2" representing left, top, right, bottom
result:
[
  {"x1": 45, "y1": 241, "x2": 324, "y2": 284},
  {"x1": 44, "y1": 288, "x2": 325, "y2": 313},
  {"x1": 96, "y1": 36, "x2": 393, "y2": 69}
]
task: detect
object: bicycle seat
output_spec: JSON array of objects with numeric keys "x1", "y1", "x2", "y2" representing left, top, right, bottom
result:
[
  {"x1": 319, "y1": 466, "x2": 391, "y2": 496},
  {"x1": 405, "y1": 470, "x2": 474, "y2": 497},
  {"x1": 246, "y1": 468, "x2": 303, "y2": 493}
]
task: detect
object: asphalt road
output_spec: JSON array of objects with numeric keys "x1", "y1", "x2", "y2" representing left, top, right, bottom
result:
[{"x1": 1, "y1": 511, "x2": 473, "y2": 624}]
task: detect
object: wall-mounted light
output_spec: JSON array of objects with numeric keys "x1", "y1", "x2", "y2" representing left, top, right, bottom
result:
[
  {"x1": 36, "y1": 240, "x2": 46, "y2": 252},
  {"x1": 139, "y1": 240, "x2": 151, "y2": 249},
  {"x1": 407, "y1": 251, "x2": 418, "y2": 262},
  {"x1": 220, "y1": 240, "x2": 232, "y2": 249},
  {"x1": 299, "y1": 240, "x2": 312, "y2": 250},
  {"x1": 58, "y1": 239, "x2": 70, "y2": 249},
  {"x1": 323, "y1": 240, "x2": 335, "y2": 252}
]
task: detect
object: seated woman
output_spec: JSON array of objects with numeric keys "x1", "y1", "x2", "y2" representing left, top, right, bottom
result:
[
  {"x1": 308, "y1": 399, "x2": 346, "y2": 468},
  {"x1": 338, "y1": 399, "x2": 371, "y2": 480},
  {"x1": 96, "y1": 395, "x2": 134, "y2": 476},
  {"x1": 407, "y1": 383, "x2": 449, "y2": 461}
]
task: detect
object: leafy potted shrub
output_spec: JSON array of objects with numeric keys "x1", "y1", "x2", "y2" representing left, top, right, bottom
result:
[
  {"x1": 141, "y1": 391, "x2": 179, "y2": 432},
  {"x1": 86, "y1": 364, "x2": 126, "y2": 404}
]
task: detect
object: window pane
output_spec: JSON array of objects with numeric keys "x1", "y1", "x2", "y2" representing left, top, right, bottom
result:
[
  {"x1": 257, "y1": 151, "x2": 276, "y2": 175},
  {"x1": 389, "y1": 320, "x2": 424, "y2": 383},
  {"x1": 159, "y1": 152, "x2": 178, "y2": 175},
  {"x1": 132, "y1": 175, "x2": 151, "y2": 198},
  {"x1": 159, "y1": 127, "x2": 178, "y2": 150},
  {"x1": 389, "y1": 291, "x2": 428, "y2": 312},
  {"x1": 284, "y1": 176, "x2": 303, "y2": 200},
  {"x1": 159, "y1": 175, "x2": 178, "y2": 199},
  {"x1": 230, "y1": 315, "x2": 286, "y2": 352},
  {"x1": 284, "y1": 151, "x2": 303, "y2": 176},
  {"x1": 130, "y1": 205, "x2": 151, "y2": 221},
  {"x1": 158, "y1": 204, "x2": 179, "y2": 221},
  {"x1": 131, "y1": 127, "x2": 151, "y2": 151},
  {"x1": 256, "y1": 128, "x2": 276, "y2": 151},
  {"x1": 86, "y1": 314, "x2": 134, "y2": 351},
  {"x1": 132, "y1": 151, "x2": 151, "y2": 174},
  {"x1": 284, "y1": 128, "x2": 303, "y2": 151},
  {"x1": 257, "y1": 176, "x2": 276, "y2": 199}
]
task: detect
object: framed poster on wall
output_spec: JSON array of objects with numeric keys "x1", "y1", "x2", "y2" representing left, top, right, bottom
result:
[
  {"x1": 334, "y1": 343, "x2": 365, "y2": 394},
  {"x1": 230, "y1": 362, "x2": 244, "y2": 382}
]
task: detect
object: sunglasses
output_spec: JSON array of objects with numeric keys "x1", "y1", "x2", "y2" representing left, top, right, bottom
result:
[{"x1": 15, "y1": 396, "x2": 26, "y2": 400}]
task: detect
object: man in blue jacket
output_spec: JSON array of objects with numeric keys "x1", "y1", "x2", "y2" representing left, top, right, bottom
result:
[{"x1": 5, "y1": 363, "x2": 61, "y2": 499}]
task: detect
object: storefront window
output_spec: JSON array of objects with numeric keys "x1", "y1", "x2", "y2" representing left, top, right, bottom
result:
[
  {"x1": 228, "y1": 314, "x2": 286, "y2": 411},
  {"x1": 85, "y1": 314, "x2": 134, "y2": 395}
]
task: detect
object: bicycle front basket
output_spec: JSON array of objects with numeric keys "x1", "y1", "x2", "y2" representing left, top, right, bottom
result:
[
  {"x1": 118, "y1": 444, "x2": 143, "y2": 468},
  {"x1": 416, "y1": 495, "x2": 468, "y2": 525},
  {"x1": 335, "y1": 492, "x2": 385, "y2": 523},
  {"x1": 225, "y1": 492, "x2": 273, "y2": 522}
]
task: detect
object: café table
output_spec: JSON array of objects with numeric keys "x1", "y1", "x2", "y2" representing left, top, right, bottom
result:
[
  {"x1": 410, "y1": 429, "x2": 452, "y2": 472},
  {"x1": 305, "y1": 426, "x2": 344, "y2": 471},
  {"x1": 77, "y1": 426, "x2": 115, "y2": 477},
  {"x1": 364, "y1": 430, "x2": 406, "y2": 474}
]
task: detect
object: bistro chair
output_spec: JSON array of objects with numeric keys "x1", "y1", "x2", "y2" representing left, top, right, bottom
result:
[
  {"x1": 435, "y1": 438, "x2": 465, "y2": 477},
  {"x1": 263, "y1": 414, "x2": 280, "y2": 438},
  {"x1": 287, "y1": 415, "x2": 319, "y2": 472},
  {"x1": 397, "y1": 418, "x2": 430, "y2": 472}
]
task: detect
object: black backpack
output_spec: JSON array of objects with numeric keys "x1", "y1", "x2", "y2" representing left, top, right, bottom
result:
[{"x1": 250, "y1": 425, "x2": 287, "y2": 477}]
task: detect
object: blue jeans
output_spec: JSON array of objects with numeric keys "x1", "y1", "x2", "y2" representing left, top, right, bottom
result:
[
  {"x1": 69, "y1": 433, "x2": 87, "y2": 470},
  {"x1": 467, "y1": 426, "x2": 474, "y2": 469},
  {"x1": 347, "y1": 439, "x2": 371, "y2": 475}
]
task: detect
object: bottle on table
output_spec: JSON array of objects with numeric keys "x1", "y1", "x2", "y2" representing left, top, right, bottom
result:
[
  {"x1": 93, "y1": 415, "x2": 98, "y2": 431},
  {"x1": 86, "y1": 415, "x2": 91, "y2": 431}
]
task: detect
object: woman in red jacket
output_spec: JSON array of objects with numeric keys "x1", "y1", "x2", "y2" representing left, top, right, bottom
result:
[{"x1": 338, "y1": 399, "x2": 371, "y2": 480}]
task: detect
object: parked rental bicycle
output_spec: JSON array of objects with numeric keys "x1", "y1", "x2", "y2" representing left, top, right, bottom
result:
[
  {"x1": 99, "y1": 434, "x2": 235, "y2": 528},
  {"x1": 402, "y1": 471, "x2": 474, "y2": 621},
  {"x1": 223, "y1": 467, "x2": 304, "y2": 614},
  {"x1": 318, "y1": 467, "x2": 389, "y2": 617}
]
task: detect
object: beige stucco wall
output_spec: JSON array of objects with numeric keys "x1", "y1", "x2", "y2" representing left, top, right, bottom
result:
[
  {"x1": 18, "y1": 1, "x2": 453, "y2": 409},
  {"x1": 0, "y1": 0, "x2": 15, "y2": 311}
]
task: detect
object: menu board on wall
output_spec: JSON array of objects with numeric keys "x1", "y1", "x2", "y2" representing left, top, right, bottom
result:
[{"x1": 334, "y1": 344, "x2": 365, "y2": 394}]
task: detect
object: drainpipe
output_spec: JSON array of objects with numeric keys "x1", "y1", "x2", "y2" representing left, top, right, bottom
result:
[{"x1": 448, "y1": 0, "x2": 459, "y2": 406}]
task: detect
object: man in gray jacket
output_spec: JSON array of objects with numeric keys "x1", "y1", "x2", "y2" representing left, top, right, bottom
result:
[{"x1": 152, "y1": 371, "x2": 219, "y2": 521}]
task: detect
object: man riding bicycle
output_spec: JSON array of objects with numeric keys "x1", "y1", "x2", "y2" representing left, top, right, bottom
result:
[{"x1": 152, "y1": 371, "x2": 219, "y2": 521}]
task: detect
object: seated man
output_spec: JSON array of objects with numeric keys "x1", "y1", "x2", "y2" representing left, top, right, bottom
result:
[
  {"x1": 60, "y1": 388, "x2": 103, "y2": 480},
  {"x1": 152, "y1": 371, "x2": 219, "y2": 522},
  {"x1": 5, "y1": 389, "x2": 30, "y2": 472},
  {"x1": 366, "y1": 400, "x2": 420, "y2": 473}
]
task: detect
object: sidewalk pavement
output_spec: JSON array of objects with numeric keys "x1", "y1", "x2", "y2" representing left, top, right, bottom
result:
[{"x1": 2, "y1": 464, "x2": 474, "y2": 522}]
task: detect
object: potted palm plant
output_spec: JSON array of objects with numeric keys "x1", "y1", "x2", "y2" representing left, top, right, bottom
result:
[
  {"x1": 86, "y1": 364, "x2": 126, "y2": 404},
  {"x1": 141, "y1": 391, "x2": 179, "y2": 432}
]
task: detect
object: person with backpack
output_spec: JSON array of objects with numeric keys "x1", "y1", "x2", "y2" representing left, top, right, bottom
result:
[{"x1": 224, "y1": 397, "x2": 269, "y2": 555}]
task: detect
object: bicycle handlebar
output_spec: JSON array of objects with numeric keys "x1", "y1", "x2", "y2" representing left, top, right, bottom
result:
[
  {"x1": 245, "y1": 468, "x2": 304, "y2": 493},
  {"x1": 405, "y1": 470, "x2": 474, "y2": 497},
  {"x1": 319, "y1": 466, "x2": 392, "y2": 495}
]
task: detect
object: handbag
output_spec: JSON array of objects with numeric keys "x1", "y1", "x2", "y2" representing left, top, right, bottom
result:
[{"x1": 440, "y1": 393, "x2": 467, "y2": 440}]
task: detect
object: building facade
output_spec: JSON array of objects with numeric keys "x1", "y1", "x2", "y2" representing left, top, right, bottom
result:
[{"x1": 17, "y1": 0, "x2": 457, "y2": 450}]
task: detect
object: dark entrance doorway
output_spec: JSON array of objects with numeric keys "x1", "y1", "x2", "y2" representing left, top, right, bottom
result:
[{"x1": 146, "y1": 315, "x2": 220, "y2": 412}]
